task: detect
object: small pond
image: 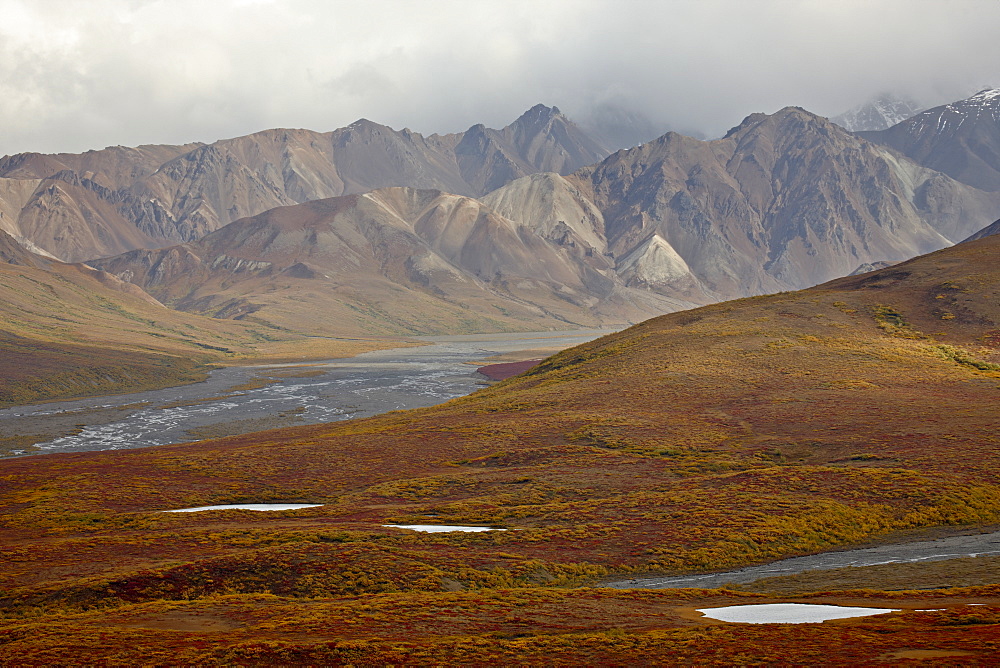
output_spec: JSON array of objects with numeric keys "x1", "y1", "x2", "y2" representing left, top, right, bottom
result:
[
  {"x1": 163, "y1": 503, "x2": 324, "y2": 513},
  {"x1": 697, "y1": 603, "x2": 899, "y2": 624},
  {"x1": 383, "y1": 524, "x2": 504, "y2": 533}
]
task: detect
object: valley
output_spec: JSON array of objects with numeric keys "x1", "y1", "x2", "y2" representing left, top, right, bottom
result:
[
  {"x1": 4, "y1": 230, "x2": 1000, "y2": 662},
  {"x1": 3, "y1": 82, "x2": 1000, "y2": 664},
  {"x1": 1, "y1": 329, "x2": 606, "y2": 458}
]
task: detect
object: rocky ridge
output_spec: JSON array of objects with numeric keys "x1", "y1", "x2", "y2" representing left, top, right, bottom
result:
[{"x1": 0, "y1": 106, "x2": 609, "y2": 262}]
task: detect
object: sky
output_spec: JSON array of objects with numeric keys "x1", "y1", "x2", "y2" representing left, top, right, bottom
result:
[{"x1": 1, "y1": 0, "x2": 998, "y2": 155}]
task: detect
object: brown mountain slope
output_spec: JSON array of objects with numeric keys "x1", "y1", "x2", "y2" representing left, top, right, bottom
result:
[
  {"x1": 571, "y1": 106, "x2": 1000, "y2": 299},
  {"x1": 0, "y1": 230, "x2": 401, "y2": 405},
  {"x1": 12, "y1": 175, "x2": 166, "y2": 261},
  {"x1": 91, "y1": 187, "x2": 691, "y2": 335},
  {"x1": 0, "y1": 107, "x2": 608, "y2": 261}
]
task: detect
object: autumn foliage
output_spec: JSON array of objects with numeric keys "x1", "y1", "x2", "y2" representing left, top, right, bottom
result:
[{"x1": 3, "y1": 236, "x2": 1000, "y2": 663}]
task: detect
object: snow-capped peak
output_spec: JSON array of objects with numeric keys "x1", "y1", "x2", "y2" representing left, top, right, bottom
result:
[
  {"x1": 966, "y1": 88, "x2": 1000, "y2": 106},
  {"x1": 831, "y1": 93, "x2": 924, "y2": 131},
  {"x1": 971, "y1": 88, "x2": 1000, "y2": 99},
  {"x1": 906, "y1": 88, "x2": 1000, "y2": 137}
]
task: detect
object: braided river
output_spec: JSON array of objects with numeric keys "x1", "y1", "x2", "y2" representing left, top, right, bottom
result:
[{"x1": 0, "y1": 330, "x2": 606, "y2": 457}]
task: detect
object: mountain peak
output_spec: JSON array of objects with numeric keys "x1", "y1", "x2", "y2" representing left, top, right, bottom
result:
[
  {"x1": 723, "y1": 106, "x2": 832, "y2": 140},
  {"x1": 455, "y1": 104, "x2": 610, "y2": 191},
  {"x1": 511, "y1": 104, "x2": 563, "y2": 129},
  {"x1": 346, "y1": 118, "x2": 391, "y2": 132},
  {"x1": 968, "y1": 88, "x2": 1000, "y2": 103},
  {"x1": 831, "y1": 92, "x2": 924, "y2": 132},
  {"x1": 527, "y1": 103, "x2": 561, "y2": 115},
  {"x1": 859, "y1": 88, "x2": 1000, "y2": 191}
]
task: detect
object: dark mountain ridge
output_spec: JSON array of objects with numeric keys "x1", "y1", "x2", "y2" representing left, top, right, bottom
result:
[{"x1": 859, "y1": 88, "x2": 1000, "y2": 192}]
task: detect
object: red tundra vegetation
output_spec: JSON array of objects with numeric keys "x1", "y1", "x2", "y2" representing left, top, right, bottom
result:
[{"x1": 2, "y1": 236, "x2": 1000, "y2": 663}]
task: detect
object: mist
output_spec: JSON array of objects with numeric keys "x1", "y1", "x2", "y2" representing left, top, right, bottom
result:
[{"x1": 1, "y1": 0, "x2": 997, "y2": 155}]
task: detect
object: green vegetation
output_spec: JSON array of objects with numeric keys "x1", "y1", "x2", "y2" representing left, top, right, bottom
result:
[{"x1": 935, "y1": 344, "x2": 1000, "y2": 371}]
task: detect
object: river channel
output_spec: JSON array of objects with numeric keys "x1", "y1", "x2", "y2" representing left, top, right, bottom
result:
[
  {"x1": 602, "y1": 529, "x2": 1000, "y2": 590},
  {"x1": 1, "y1": 330, "x2": 608, "y2": 458}
]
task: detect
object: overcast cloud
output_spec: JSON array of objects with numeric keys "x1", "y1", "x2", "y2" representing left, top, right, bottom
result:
[{"x1": 1, "y1": 0, "x2": 997, "y2": 155}]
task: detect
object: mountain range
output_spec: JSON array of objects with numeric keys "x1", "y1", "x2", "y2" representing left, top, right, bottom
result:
[
  {"x1": 3, "y1": 90, "x2": 1000, "y2": 340},
  {"x1": 88, "y1": 102, "x2": 1000, "y2": 334},
  {"x1": 89, "y1": 184, "x2": 689, "y2": 335},
  {"x1": 0, "y1": 105, "x2": 608, "y2": 263}
]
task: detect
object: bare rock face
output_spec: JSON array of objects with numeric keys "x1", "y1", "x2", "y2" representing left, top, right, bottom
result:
[
  {"x1": 480, "y1": 172, "x2": 608, "y2": 254},
  {"x1": 615, "y1": 234, "x2": 698, "y2": 290},
  {"x1": 848, "y1": 260, "x2": 895, "y2": 276},
  {"x1": 575, "y1": 107, "x2": 1000, "y2": 299},
  {"x1": 860, "y1": 89, "x2": 1000, "y2": 192},
  {"x1": 0, "y1": 107, "x2": 609, "y2": 262},
  {"x1": 0, "y1": 228, "x2": 50, "y2": 268}
]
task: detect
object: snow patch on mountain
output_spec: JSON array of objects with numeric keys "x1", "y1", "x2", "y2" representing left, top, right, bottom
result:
[{"x1": 905, "y1": 88, "x2": 1000, "y2": 137}]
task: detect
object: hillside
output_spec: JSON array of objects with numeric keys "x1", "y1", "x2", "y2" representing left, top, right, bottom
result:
[
  {"x1": 0, "y1": 230, "x2": 405, "y2": 406},
  {"x1": 2, "y1": 234, "x2": 1000, "y2": 661}
]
